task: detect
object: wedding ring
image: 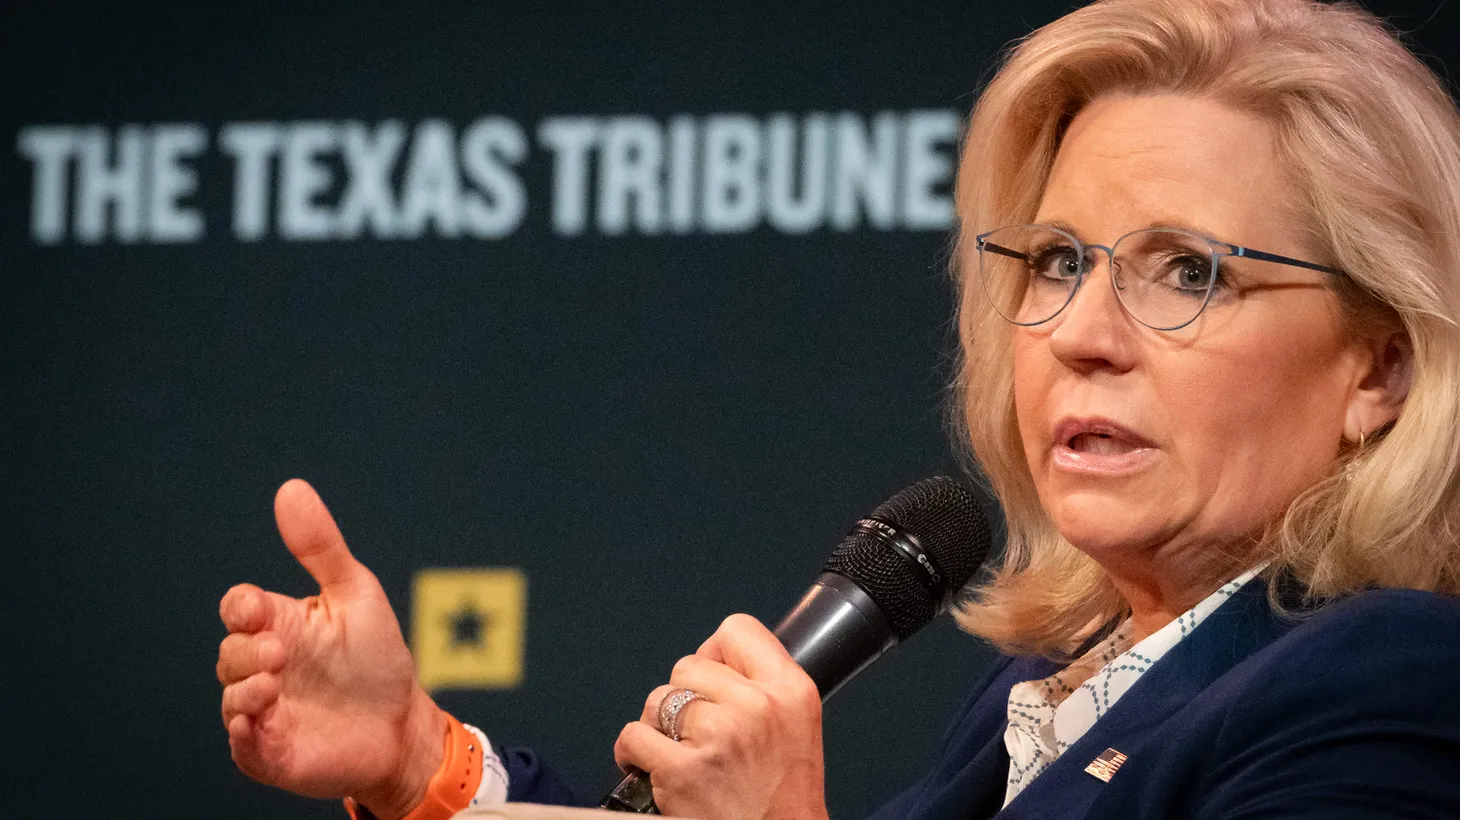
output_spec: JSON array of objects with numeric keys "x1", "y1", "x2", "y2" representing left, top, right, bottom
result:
[{"x1": 656, "y1": 687, "x2": 705, "y2": 741}]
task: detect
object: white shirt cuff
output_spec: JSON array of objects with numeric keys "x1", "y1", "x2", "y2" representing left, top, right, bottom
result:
[{"x1": 462, "y1": 723, "x2": 510, "y2": 809}]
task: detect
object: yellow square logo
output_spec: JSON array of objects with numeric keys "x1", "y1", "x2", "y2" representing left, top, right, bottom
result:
[{"x1": 411, "y1": 568, "x2": 526, "y2": 692}]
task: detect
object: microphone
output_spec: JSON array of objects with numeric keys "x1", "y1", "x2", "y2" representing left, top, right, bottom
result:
[{"x1": 600, "y1": 476, "x2": 992, "y2": 813}]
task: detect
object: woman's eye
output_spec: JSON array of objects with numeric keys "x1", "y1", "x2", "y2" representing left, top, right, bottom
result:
[
  {"x1": 1160, "y1": 256, "x2": 1218, "y2": 292},
  {"x1": 1030, "y1": 247, "x2": 1082, "y2": 280}
]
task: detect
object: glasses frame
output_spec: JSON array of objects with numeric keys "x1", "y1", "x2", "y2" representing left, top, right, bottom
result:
[{"x1": 974, "y1": 224, "x2": 1346, "y2": 331}]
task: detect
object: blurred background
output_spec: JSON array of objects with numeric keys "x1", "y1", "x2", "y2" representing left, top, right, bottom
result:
[{"x1": 3, "y1": 2, "x2": 1455, "y2": 817}]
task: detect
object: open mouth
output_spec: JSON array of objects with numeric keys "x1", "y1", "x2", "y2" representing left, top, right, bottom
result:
[{"x1": 1067, "y1": 432, "x2": 1142, "y2": 455}]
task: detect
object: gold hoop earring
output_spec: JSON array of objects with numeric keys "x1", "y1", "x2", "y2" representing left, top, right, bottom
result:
[{"x1": 1358, "y1": 429, "x2": 1366, "y2": 450}]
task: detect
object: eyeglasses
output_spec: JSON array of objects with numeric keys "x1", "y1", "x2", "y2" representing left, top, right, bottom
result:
[{"x1": 974, "y1": 224, "x2": 1345, "y2": 331}]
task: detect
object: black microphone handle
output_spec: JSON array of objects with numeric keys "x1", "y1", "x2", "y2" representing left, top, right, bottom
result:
[
  {"x1": 772, "y1": 571, "x2": 898, "y2": 698},
  {"x1": 600, "y1": 572, "x2": 898, "y2": 812},
  {"x1": 600, "y1": 768, "x2": 659, "y2": 814}
]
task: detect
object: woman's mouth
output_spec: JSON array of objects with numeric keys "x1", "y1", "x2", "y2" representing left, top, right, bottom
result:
[
  {"x1": 1052, "y1": 419, "x2": 1158, "y2": 475},
  {"x1": 1067, "y1": 432, "x2": 1140, "y2": 454}
]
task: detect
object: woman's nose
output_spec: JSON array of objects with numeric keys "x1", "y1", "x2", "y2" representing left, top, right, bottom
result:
[{"x1": 1045, "y1": 252, "x2": 1138, "y2": 371}]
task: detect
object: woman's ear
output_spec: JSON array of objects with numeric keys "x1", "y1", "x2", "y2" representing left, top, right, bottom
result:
[{"x1": 1344, "y1": 330, "x2": 1412, "y2": 442}]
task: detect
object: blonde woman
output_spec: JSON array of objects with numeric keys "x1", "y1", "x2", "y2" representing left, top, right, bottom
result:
[{"x1": 218, "y1": 1, "x2": 1460, "y2": 818}]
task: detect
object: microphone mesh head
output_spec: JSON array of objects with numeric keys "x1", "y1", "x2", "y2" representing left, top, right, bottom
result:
[{"x1": 822, "y1": 477, "x2": 991, "y2": 641}]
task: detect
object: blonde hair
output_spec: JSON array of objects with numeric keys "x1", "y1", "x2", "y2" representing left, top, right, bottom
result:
[{"x1": 952, "y1": 0, "x2": 1460, "y2": 656}]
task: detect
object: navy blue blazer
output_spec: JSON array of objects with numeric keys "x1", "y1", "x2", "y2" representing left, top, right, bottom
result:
[
  {"x1": 504, "y1": 583, "x2": 1460, "y2": 818},
  {"x1": 868, "y1": 584, "x2": 1460, "y2": 820}
]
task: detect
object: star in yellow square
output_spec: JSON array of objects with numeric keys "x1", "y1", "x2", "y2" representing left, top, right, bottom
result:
[{"x1": 411, "y1": 568, "x2": 526, "y2": 692}]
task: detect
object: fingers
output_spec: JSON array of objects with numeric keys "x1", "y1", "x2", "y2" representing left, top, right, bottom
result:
[
  {"x1": 637, "y1": 683, "x2": 712, "y2": 728},
  {"x1": 664, "y1": 655, "x2": 818, "y2": 750},
  {"x1": 639, "y1": 684, "x2": 677, "y2": 724},
  {"x1": 226, "y1": 713, "x2": 277, "y2": 784},
  {"x1": 697, "y1": 613, "x2": 795, "y2": 682},
  {"x1": 219, "y1": 583, "x2": 277, "y2": 633},
  {"x1": 669, "y1": 654, "x2": 758, "y2": 705},
  {"x1": 216, "y1": 632, "x2": 286, "y2": 685},
  {"x1": 625, "y1": 617, "x2": 828, "y2": 820},
  {"x1": 614, "y1": 720, "x2": 682, "y2": 775},
  {"x1": 274, "y1": 478, "x2": 366, "y2": 592},
  {"x1": 221, "y1": 672, "x2": 280, "y2": 726}
]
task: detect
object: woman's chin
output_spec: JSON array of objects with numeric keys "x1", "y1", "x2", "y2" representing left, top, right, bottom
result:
[{"x1": 1046, "y1": 491, "x2": 1174, "y2": 556}]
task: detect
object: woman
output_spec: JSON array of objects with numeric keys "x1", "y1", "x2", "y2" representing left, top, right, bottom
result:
[{"x1": 217, "y1": 0, "x2": 1460, "y2": 817}]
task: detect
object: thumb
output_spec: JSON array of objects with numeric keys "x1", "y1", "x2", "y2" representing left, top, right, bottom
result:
[{"x1": 274, "y1": 478, "x2": 366, "y2": 592}]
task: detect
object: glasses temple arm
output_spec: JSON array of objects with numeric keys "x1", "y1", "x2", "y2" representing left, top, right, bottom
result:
[
  {"x1": 1226, "y1": 245, "x2": 1345, "y2": 276},
  {"x1": 979, "y1": 241, "x2": 1029, "y2": 262}
]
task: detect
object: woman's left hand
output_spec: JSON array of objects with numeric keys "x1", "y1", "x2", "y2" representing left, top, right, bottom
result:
[{"x1": 613, "y1": 613, "x2": 830, "y2": 820}]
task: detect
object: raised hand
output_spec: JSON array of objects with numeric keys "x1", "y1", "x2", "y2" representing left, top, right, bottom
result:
[
  {"x1": 612, "y1": 614, "x2": 831, "y2": 820},
  {"x1": 217, "y1": 479, "x2": 445, "y2": 820}
]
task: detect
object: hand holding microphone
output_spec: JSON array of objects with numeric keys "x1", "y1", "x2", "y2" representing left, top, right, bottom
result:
[
  {"x1": 614, "y1": 614, "x2": 831, "y2": 820},
  {"x1": 606, "y1": 478, "x2": 991, "y2": 818}
]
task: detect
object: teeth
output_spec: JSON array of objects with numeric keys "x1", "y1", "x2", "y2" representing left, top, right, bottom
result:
[{"x1": 1069, "y1": 433, "x2": 1135, "y2": 454}]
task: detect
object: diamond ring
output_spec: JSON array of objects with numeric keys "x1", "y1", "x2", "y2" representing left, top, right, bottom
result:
[{"x1": 656, "y1": 688, "x2": 706, "y2": 741}]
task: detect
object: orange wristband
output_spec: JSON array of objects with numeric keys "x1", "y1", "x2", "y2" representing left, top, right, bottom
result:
[{"x1": 344, "y1": 713, "x2": 484, "y2": 820}]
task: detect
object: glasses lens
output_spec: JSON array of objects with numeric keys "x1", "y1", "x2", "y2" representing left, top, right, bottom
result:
[
  {"x1": 1111, "y1": 229, "x2": 1219, "y2": 330},
  {"x1": 977, "y1": 225, "x2": 1083, "y2": 325}
]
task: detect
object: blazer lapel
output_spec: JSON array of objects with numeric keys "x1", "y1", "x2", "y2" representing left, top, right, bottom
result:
[
  {"x1": 903, "y1": 656, "x2": 1061, "y2": 820},
  {"x1": 996, "y1": 581, "x2": 1291, "y2": 819}
]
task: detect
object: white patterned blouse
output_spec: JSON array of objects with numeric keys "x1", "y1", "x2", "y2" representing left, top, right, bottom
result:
[{"x1": 1001, "y1": 566, "x2": 1266, "y2": 808}]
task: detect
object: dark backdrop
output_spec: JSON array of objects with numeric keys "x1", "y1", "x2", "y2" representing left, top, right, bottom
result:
[{"x1": 3, "y1": 2, "x2": 1455, "y2": 818}]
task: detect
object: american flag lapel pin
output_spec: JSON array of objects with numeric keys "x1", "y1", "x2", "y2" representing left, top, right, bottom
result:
[{"x1": 1084, "y1": 748, "x2": 1129, "y2": 782}]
